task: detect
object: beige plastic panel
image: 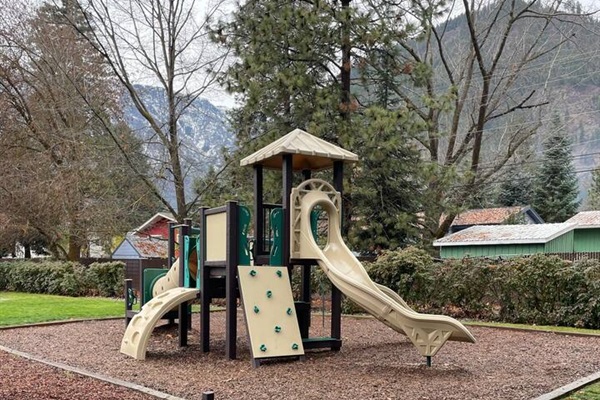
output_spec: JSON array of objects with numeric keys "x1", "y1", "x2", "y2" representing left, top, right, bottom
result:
[
  {"x1": 291, "y1": 179, "x2": 476, "y2": 358},
  {"x1": 206, "y1": 212, "x2": 227, "y2": 262},
  {"x1": 238, "y1": 266, "x2": 304, "y2": 360},
  {"x1": 152, "y1": 258, "x2": 180, "y2": 297},
  {"x1": 120, "y1": 287, "x2": 198, "y2": 360}
]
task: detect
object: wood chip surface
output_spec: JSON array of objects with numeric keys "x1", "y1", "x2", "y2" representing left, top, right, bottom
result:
[{"x1": 1, "y1": 311, "x2": 600, "y2": 399}]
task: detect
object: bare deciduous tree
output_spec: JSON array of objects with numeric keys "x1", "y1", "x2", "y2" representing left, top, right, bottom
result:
[
  {"x1": 356, "y1": 0, "x2": 597, "y2": 240},
  {"x1": 73, "y1": 0, "x2": 230, "y2": 221}
]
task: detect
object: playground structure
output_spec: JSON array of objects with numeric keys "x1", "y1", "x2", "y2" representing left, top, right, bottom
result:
[{"x1": 120, "y1": 128, "x2": 475, "y2": 365}]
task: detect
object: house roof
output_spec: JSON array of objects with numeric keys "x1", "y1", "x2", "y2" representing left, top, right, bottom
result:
[
  {"x1": 451, "y1": 206, "x2": 526, "y2": 226},
  {"x1": 134, "y1": 212, "x2": 176, "y2": 234},
  {"x1": 433, "y1": 223, "x2": 575, "y2": 247},
  {"x1": 125, "y1": 234, "x2": 168, "y2": 258},
  {"x1": 239, "y1": 128, "x2": 359, "y2": 171},
  {"x1": 565, "y1": 211, "x2": 600, "y2": 228}
]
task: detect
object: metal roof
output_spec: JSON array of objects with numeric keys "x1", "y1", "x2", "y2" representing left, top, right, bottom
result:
[
  {"x1": 239, "y1": 128, "x2": 359, "y2": 171},
  {"x1": 433, "y1": 223, "x2": 575, "y2": 247},
  {"x1": 565, "y1": 211, "x2": 600, "y2": 228}
]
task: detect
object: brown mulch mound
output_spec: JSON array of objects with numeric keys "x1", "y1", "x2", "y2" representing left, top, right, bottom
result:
[{"x1": 1, "y1": 311, "x2": 600, "y2": 400}]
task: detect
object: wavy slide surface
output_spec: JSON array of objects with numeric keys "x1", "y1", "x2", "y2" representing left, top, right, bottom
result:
[
  {"x1": 295, "y1": 185, "x2": 475, "y2": 357},
  {"x1": 121, "y1": 259, "x2": 198, "y2": 360}
]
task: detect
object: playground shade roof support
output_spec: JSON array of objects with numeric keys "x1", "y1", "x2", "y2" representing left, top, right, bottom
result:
[{"x1": 239, "y1": 128, "x2": 359, "y2": 171}]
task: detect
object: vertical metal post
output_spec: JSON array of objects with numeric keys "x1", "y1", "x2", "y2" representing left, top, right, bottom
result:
[
  {"x1": 225, "y1": 201, "x2": 239, "y2": 360},
  {"x1": 202, "y1": 391, "x2": 215, "y2": 400},
  {"x1": 254, "y1": 165, "x2": 264, "y2": 256},
  {"x1": 168, "y1": 222, "x2": 176, "y2": 266},
  {"x1": 331, "y1": 161, "x2": 344, "y2": 349},
  {"x1": 282, "y1": 154, "x2": 293, "y2": 272},
  {"x1": 124, "y1": 279, "x2": 133, "y2": 328},
  {"x1": 179, "y1": 222, "x2": 190, "y2": 347},
  {"x1": 200, "y1": 207, "x2": 210, "y2": 352},
  {"x1": 300, "y1": 169, "x2": 312, "y2": 305}
]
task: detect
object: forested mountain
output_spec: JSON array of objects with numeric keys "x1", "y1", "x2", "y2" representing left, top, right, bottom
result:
[{"x1": 122, "y1": 85, "x2": 234, "y2": 206}]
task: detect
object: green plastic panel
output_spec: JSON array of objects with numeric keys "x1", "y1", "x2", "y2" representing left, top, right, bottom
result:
[
  {"x1": 270, "y1": 208, "x2": 283, "y2": 266},
  {"x1": 142, "y1": 268, "x2": 168, "y2": 304},
  {"x1": 239, "y1": 205, "x2": 252, "y2": 265}
]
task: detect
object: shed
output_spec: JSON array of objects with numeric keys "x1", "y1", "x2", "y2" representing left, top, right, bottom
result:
[
  {"x1": 433, "y1": 223, "x2": 575, "y2": 259},
  {"x1": 565, "y1": 211, "x2": 600, "y2": 252},
  {"x1": 112, "y1": 212, "x2": 175, "y2": 292}
]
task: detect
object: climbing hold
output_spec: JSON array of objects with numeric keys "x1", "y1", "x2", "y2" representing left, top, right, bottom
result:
[
  {"x1": 292, "y1": 343, "x2": 299, "y2": 350},
  {"x1": 260, "y1": 344, "x2": 267, "y2": 352},
  {"x1": 276, "y1": 270, "x2": 282, "y2": 278},
  {"x1": 253, "y1": 305, "x2": 260, "y2": 314},
  {"x1": 250, "y1": 269, "x2": 257, "y2": 277},
  {"x1": 286, "y1": 307, "x2": 293, "y2": 315},
  {"x1": 266, "y1": 290, "x2": 272, "y2": 298},
  {"x1": 274, "y1": 325, "x2": 281, "y2": 333}
]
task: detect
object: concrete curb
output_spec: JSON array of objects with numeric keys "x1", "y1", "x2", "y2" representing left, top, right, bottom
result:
[
  {"x1": 0, "y1": 345, "x2": 187, "y2": 400},
  {"x1": 531, "y1": 370, "x2": 600, "y2": 400}
]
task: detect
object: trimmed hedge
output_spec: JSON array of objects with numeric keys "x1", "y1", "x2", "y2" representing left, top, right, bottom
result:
[
  {"x1": 0, "y1": 260, "x2": 125, "y2": 297},
  {"x1": 362, "y1": 248, "x2": 600, "y2": 329}
]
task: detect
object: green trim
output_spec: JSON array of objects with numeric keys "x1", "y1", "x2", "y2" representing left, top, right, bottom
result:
[{"x1": 269, "y1": 208, "x2": 283, "y2": 265}]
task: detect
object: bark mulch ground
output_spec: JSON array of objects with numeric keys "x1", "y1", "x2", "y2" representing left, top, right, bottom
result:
[{"x1": 1, "y1": 311, "x2": 600, "y2": 400}]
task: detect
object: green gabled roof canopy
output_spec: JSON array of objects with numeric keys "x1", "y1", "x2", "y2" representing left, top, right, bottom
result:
[{"x1": 240, "y1": 128, "x2": 359, "y2": 171}]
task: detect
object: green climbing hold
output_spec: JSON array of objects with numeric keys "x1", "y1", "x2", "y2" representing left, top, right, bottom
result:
[
  {"x1": 253, "y1": 305, "x2": 260, "y2": 314},
  {"x1": 266, "y1": 290, "x2": 272, "y2": 298},
  {"x1": 260, "y1": 344, "x2": 267, "y2": 352},
  {"x1": 286, "y1": 307, "x2": 293, "y2": 315},
  {"x1": 250, "y1": 269, "x2": 257, "y2": 277},
  {"x1": 274, "y1": 325, "x2": 281, "y2": 333},
  {"x1": 276, "y1": 270, "x2": 282, "y2": 278},
  {"x1": 292, "y1": 343, "x2": 299, "y2": 350}
]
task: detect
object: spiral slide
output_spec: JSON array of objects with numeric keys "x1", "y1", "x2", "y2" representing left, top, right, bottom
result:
[
  {"x1": 120, "y1": 259, "x2": 198, "y2": 360},
  {"x1": 292, "y1": 181, "x2": 475, "y2": 358}
]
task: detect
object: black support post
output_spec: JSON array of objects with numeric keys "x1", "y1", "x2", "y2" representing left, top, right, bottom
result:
[
  {"x1": 168, "y1": 222, "x2": 176, "y2": 266},
  {"x1": 225, "y1": 201, "x2": 239, "y2": 360},
  {"x1": 282, "y1": 154, "x2": 293, "y2": 271},
  {"x1": 331, "y1": 161, "x2": 344, "y2": 349},
  {"x1": 124, "y1": 279, "x2": 133, "y2": 327},
  {"x1": 254, "y1": 165, "x2": 264, "y2": 257},
  {"x1": 178, "y1": 221, "x2": 190, "y2": 347},
  {"x1": 300, "y1": 169, "x2": 312, "y2": 305},
  {"x1": 200, "y1": 207, "x2": 210, "y2": 352}
]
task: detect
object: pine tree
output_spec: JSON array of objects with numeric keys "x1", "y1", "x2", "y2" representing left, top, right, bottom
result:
[
  {"x1": 532, "y1": 116, "x2": 579, "y2": 222},
  {"x1": 497, "y1": 169, "x2": 535, "y2": 207},
  {"x1": 212, "y1": 0, "x2": 426, "y2": 250},
  {"x1": 586, "y1": 168, "x2": 600, "y2": 210}
]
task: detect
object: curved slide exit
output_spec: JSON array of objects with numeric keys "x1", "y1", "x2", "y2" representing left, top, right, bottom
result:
[
  {"x1": 291, "y1": 180, "x2": 475, "y2": 358},
  {"x1": 121, "y1": 258, "x2": 198, "y2": 360}
]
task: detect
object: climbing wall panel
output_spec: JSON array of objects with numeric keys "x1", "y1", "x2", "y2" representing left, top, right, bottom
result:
[{"x1": 238, "y1": 266, "x2": 305, "y2": 362}]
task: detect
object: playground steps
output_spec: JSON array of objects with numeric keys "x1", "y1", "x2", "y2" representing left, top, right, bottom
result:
[
  {"x1": 238, "y1": 266, "x2": 305, "y2": 366},
  {"x1": 121, "y1": 287, "x2": 198, "y2": 360}
]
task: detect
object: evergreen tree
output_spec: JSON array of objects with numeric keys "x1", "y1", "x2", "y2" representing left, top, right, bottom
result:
[
  {"x1": 532, "y1": 116, "x2": 579, "y2": 222},
  {"x1": 586, "y1": 168, "x2": 600, "y2": 210},
  {"x1": 496, "y1": 169, "x2": 535, "y2": 207},
  {"x1": 212, "y1": 0, "x2": 426, "y2": 249}
]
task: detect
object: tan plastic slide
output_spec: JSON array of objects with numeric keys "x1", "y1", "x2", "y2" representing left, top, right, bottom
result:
[
  {"x1": 121, "y1": 259, "x2": 198, "y2": 360},
  {"x1": 291, "y1": 180, "x2": 475, "y2": 358}
]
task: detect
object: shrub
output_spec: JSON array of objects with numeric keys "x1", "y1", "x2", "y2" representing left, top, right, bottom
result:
[
  {"x1": 364, "y1": 250, "x2": 600, "y2": 329},
  {"x1": 0, "y1": 260, "x2": 125, "y2": 297}
]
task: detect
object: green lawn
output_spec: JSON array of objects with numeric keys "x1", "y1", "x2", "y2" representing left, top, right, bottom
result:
[
  {"x1": 567, "y1": 382, "x2": 600, "y2": 399},
  {"x1": 0, "y1": 292, "x2": 125, "y2": 326}
]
